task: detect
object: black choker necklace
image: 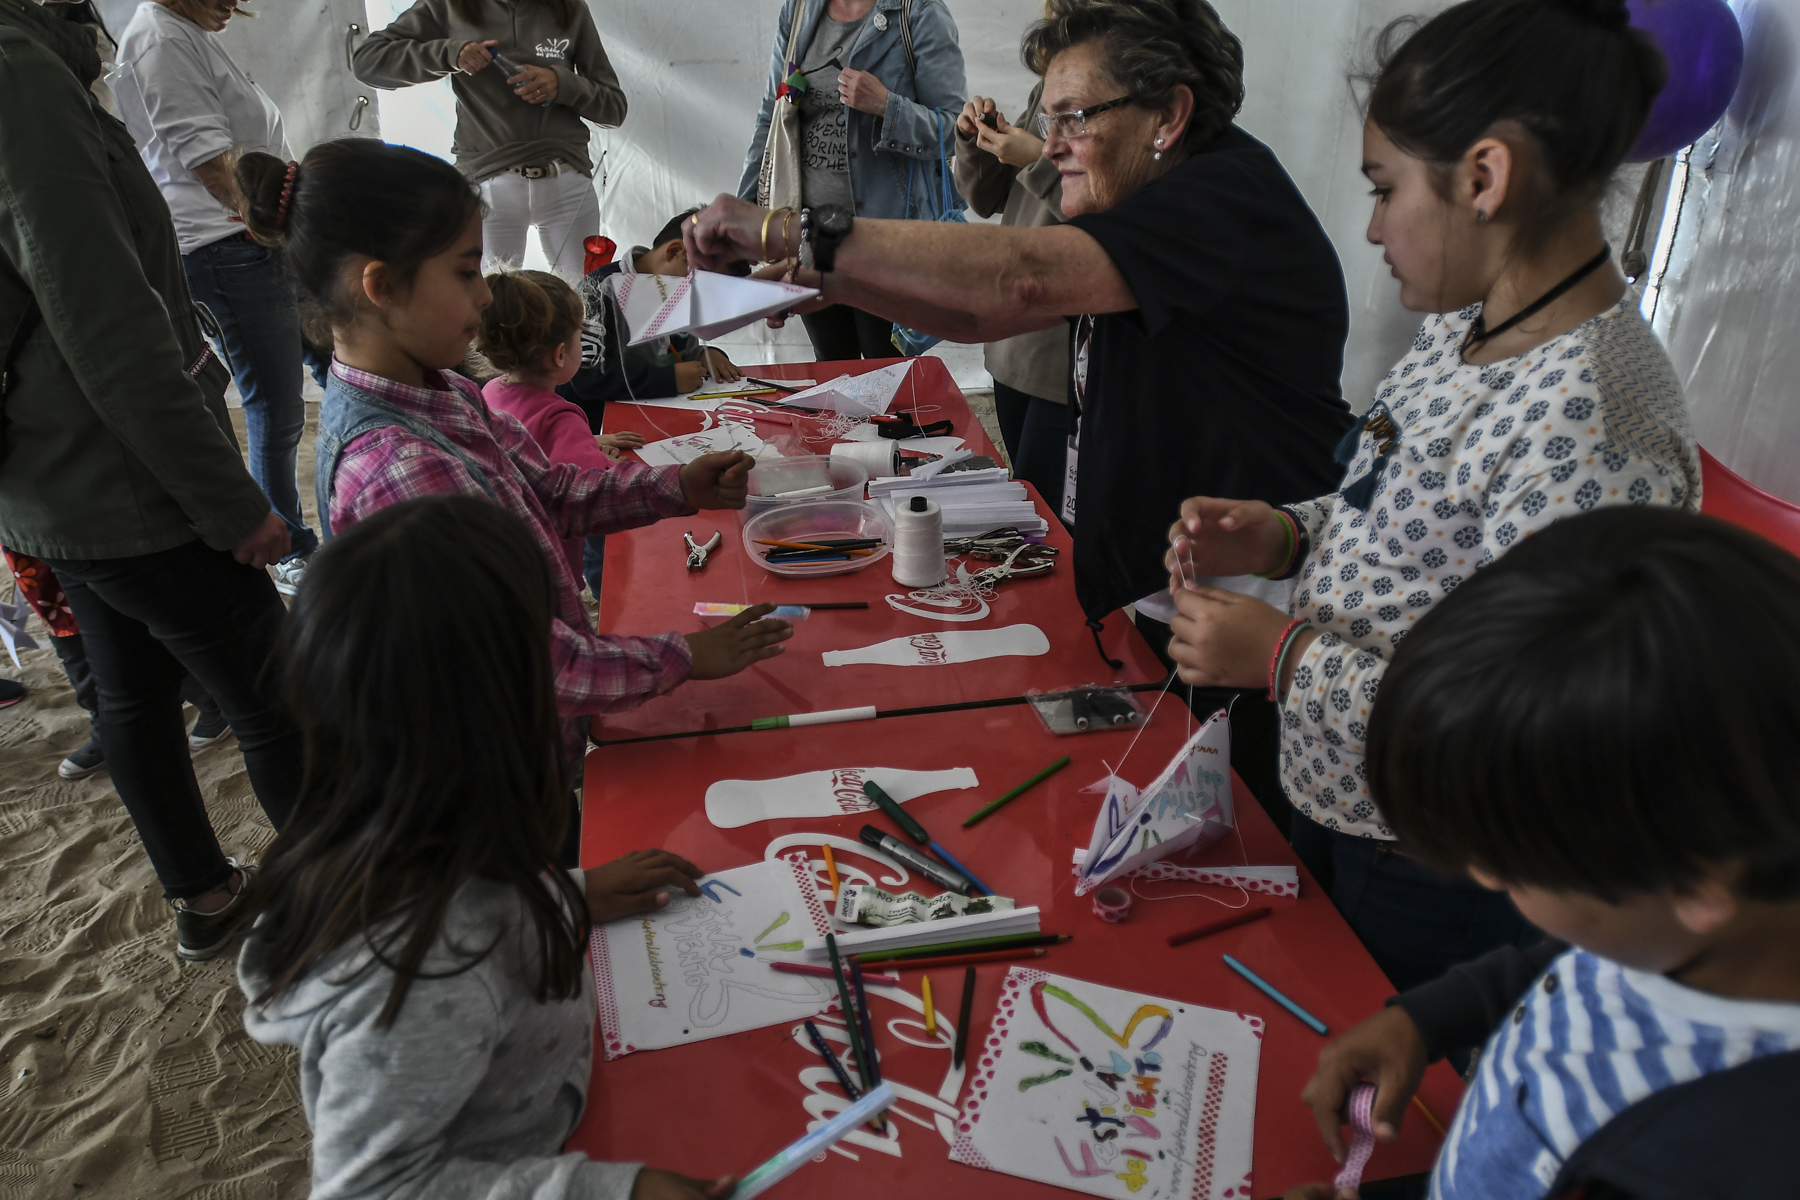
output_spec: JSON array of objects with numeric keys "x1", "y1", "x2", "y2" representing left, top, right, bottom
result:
[{"x1": 1463, "y1": 243, "x2": 1612, "y2": 354}]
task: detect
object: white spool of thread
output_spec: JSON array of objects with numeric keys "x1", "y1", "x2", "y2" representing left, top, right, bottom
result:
[
  {"x1": 891, "y1": 495, "x2": 946, "y2": 588},
  {"x1": 831, "y1": 440, "x2": 897, "y2": 477}
]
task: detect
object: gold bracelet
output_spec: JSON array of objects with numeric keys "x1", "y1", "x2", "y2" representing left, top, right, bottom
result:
[
  {"x1": 780, "y1": 208, "x2": 797, "y2": 261},
  {"x1": 760, "y1": 208, "x2": 779, "y2": 263}
]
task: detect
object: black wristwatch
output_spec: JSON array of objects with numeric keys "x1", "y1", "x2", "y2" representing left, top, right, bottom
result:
[{"x1": 809, "y1": 204, "x2": 853, "y2": 273}]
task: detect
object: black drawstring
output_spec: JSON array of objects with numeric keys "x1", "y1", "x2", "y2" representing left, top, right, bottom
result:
[{"x1": 1088, "y1": 617, "x2": 1124, "y2": 670}]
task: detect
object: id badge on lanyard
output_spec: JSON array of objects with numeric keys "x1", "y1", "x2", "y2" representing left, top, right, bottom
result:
[{"x1": 1063, "y1": 315, "x2": 1093, "y2": 526}]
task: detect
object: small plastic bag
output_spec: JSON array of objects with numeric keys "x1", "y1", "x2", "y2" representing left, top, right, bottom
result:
[{"x1": 1026, "y1": 685, "x2": 1146, "y2": 736}]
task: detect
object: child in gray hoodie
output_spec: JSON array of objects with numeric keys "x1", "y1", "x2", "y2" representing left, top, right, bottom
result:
[{"x1": 235, "y1": 494, "x2": 734, "y2": 1200}]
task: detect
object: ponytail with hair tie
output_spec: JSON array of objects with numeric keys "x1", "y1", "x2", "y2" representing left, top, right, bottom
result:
[{"x1": 276, "y1": 161, "x2": 299, "y2": 234}]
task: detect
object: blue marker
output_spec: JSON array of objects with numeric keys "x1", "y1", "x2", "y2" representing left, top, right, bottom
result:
[
  {"x1": 928, "y1": 841, "x2": 995, "y2": 897},
  {"x1": 1222, "y1": 954, "x2": 1329, "y2": 1036},
  {"x1": 734, "y1": 1083, "x2": 896, "y2": 1199}
]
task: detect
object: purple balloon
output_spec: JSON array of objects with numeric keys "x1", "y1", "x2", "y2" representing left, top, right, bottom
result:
[{"x1": 1627, "y1": 0, "x2": 1746, "y2": 160}]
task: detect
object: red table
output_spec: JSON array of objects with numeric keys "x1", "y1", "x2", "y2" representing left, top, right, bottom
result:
[
  {"x1": 592, "y1": 357, "x2": 1165, "y2": 741},
  {"x1": 575, "y1": 357, "x2": 1461, "y2": 1197},
  {"x1": 573, "y1": 705, "x2": 1460, "y2": 1196}
]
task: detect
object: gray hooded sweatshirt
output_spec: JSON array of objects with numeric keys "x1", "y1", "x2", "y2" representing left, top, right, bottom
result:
[
  {"x1": 238, "y1": 874, "x2": 640, "y2": 1200},
  {"x1": 352, "y1": 0, "x2": 625, "y2": 182}
]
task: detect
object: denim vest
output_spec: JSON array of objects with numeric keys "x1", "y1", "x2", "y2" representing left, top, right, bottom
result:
[{"x1": 314, "y1": 370, "x2": 497, "y2": 540}]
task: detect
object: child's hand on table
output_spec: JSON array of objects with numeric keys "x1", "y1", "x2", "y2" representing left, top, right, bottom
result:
[
  {"x1": 685, "y1": 603, "x2": 792, "y2": 679},
  {"x1": 702, "y1": 348, "x2": 741, "y2": 382},
  {"x1": 631, "y1": 1169, "x2": 736, "y2": 1199},
  {"x1": 585, "y1": 848, "x2": 704, "y2": 922},
  {"x1": 1302, "y1": 1005, "x2": 1429, "y2": 1163},
  {"x1": 597, "y1": 431, "x2": 645, "y2": 460},
  {"x1": 675, "y1": 360, "x2": 706, "y2": 394},
  {"x1": 680, "y1": 450, "x2": 753, "y2": 509}
]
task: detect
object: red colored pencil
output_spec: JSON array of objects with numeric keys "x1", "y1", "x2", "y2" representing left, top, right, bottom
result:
[
  {"x1": 1167, "y1": 905, "x2": 1272, "y2": 948},
  {"x1": 879, "y1": 947, "x2": 1046, "y2": 972},
  {"x1": 767, "y1": 960, "x2": 900, "y2": 984}
]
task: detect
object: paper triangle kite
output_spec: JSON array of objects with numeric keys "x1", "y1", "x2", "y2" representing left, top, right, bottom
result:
[
  {"x1": 774, "y1": 360, "x2": 913, "y2": 417},
  {"x1": 613, "y1": 270, "x2": 818, "y2": 345},
  {"x1": 1073, "y1": 710, "x2": 1235, "y2": 896}
]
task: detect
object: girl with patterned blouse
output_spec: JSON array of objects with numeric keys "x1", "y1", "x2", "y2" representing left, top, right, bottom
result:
[{"x1": 1156, "y1": 0, "x2": 1697, "y2": 991}]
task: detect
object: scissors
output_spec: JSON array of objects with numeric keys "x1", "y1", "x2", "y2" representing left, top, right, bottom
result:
[
  {"x1": 684, "y1": 530, "x2": 722, "y2": 571},
  {"x1": 966, "y1": 542, "x2": 1057, "y2": 587}
]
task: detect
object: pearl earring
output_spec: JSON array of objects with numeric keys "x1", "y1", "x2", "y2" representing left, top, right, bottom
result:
[{"x1": 1153, "y1": 137, "x2": 1164, "y2": 162}]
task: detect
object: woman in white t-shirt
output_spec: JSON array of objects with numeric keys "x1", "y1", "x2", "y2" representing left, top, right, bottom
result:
[
  {"x1": 116, "y1": 0, "x2": 316, "y2": 594},
  {"x1": 1155, "y1": 0, "x2": 1698, "y2": 994}
]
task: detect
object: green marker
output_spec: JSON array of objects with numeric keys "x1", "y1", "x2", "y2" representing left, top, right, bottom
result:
[
  {"x1": 863, "y1": 779, "x2": 931, "y2": 844},
  {"x1": 750, "y1": 705, "x2": 878, "y2": 731},
  {"x1": 962, "y1": 755, "x2": 1072, "y2": 827}
]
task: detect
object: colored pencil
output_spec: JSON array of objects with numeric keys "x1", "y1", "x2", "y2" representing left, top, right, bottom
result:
[
  {"x1": 823, "y1": 844, "x2": 840, "y2": 900},
  {"x1": 855, "y1": 933, "x2": 1070, "y2": 963},
  {"x1": 825, "y1": 934, "x2": 872, "y2": 1090},
  {"x1": 962, "y1": 755, "x2": 1072, "y2": 827},
  {"x1": 1412, "y1": 1094, "x2": 1447, "y2": 1138},
  {"x1": 1167, "y1": 905, "x2": 1273, "y2": 948},
  {"x1": 921, "y1": 974, "x2": 937, "y2": 1037},
  {"x1": 768, "y1": 960, "x2": 898, "y2": 984},
  {"x1": 755, "y1": 538, "x2": 884, "y2": 549},
  {"x1": 863, "y1": 780, "x2": 931, "y2": 844},
  {"x1": 744, "y1": 375, "x2": 807, "y2": 393},
  {"x1": 882, "y1": 947, "x2": 1045, "y2": 972},
  {"x1": 927, "y1": 840, "x2": 994, "y2": 896},
  {"x1": 800, "y1": 1018, "x2": 887, "y2": 1134},
  {"x1": 849, "y1": 962, "x2": 881, "y2": 1085},
  {"x1": 1222, "y1": 953, "x2": 1329, "y2": 1035},
  {"x1": 953, "y1": 966, "x2": 976, "y2": 1069}
]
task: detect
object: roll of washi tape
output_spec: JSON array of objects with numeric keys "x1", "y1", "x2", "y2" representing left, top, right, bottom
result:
[
  {"x1": 831, "y1": 440, "x2": 898, "y2": 476},
  {"x1": 1333, "y1": 1082, "x2": 1378, "y2": 1194},
  {"x1": 1092, "y1": 886, "x2": 1133, "y2": 923}
]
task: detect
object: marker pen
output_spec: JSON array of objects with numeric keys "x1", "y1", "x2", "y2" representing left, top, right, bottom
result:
[{"x1": 860, "y1": 825, "x2": 972, "y2": 895}]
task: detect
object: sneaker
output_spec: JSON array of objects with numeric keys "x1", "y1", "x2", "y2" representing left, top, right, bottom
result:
[
  {"x1": 270, "y1": 556, "x2": 308, "y2": 597},
  {"x1": 188, "y1": 711, "x2": 232, "y2": 749},
  {"x1": 172, "y1": 858, "x2": 256, "y2": 963},
  {"x1": 0, "y1": 679, "x2": 24, "y2": 709},
  {"x1": 57, "y1": 734, "x2": 106, "y2": 780}
]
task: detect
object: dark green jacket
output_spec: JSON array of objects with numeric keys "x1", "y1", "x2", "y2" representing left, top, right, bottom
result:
[{"x1": 0, "y1": 0, "x2": 270, "y2": 559}]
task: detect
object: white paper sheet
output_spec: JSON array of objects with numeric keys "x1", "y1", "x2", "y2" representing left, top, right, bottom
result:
[
  {"x1": 821, "y1": 624, "x2": 1050, "y2": 668},
  {"x1": 614, "y1": 270, "x2": 818, "y2": 345},
  {"x1": 777, "y1": 361, "x2": 913, "y2": 416},
  {"x1": 705, "y1": 765, "x2": 980, "y2": 829},
  {"x1": 951, "y1": 967, "x2": 1263, "y2": 1200},
  {"x1": 633, "y1": 423, "x2": 765, "y2": 467},
  {"x1": 1076, "y1": 712, "x2": 1235, "y2": 896},
  {"x1": 589, "y1": 852, "x2": 835, "y2": 1059}
]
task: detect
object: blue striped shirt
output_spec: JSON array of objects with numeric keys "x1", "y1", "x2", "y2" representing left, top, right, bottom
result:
[{"x1": 1431, "y1": 947, "x2": 1800, "y2": 1199}]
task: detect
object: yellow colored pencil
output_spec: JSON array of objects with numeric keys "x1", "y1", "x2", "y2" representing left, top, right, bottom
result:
[
  {"x1": 921, "y1": 974, "x2": 937, "y2": 1037},
  {"x1": 823, "y1": 844, "x2": 840, "y2": 900},
  {"x1": 1412, "y1": 1094, "x2": 1446, "y2": 1138}
]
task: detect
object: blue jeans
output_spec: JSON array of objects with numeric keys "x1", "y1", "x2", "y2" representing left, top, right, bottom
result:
[
  {"x1": 992, "y1": 381, "x2": 1068, "y2": 523},
  {"x1": 582, "y1": 535, "x2": 605, "y2": 600},
  {"x1": 1290, "y1": 816, "x2": 1540, "y2": 994},
  {"x1": 182, "y1": 235, "x2": 318, "y2": 561}
]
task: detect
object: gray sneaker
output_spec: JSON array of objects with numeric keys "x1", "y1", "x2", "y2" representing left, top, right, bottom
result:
[
  {"x1": 57, "y1": 733, "x2": 106, "y2": 780},
  {"x1": 171, "y1": 858, "x2": 256, "y2": 963},
  {"x1": 187, "y1": 710, "x2": 232, "y2": 750},
  {"x1": 270, "y1": 556, "x2": 308, "y2": 597}
]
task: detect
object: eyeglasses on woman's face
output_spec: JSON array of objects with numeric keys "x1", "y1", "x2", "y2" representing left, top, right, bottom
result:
[{"x1": 1034, "y1": 96, "x2": 1135, "y2": 141}]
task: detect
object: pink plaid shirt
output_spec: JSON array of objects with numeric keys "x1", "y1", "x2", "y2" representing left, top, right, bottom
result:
[{"x1": 326, "y1": 363, "x2": 694, "y2": 725}]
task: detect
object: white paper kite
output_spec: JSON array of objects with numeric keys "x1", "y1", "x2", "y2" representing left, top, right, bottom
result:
[
  {"x1": 774, "y1": 360, "x2": 913, "y2": 417},
  {"x1": 1073, "y1": 710, "x2": 1235, "y2": 896},
  {"x1": 613, "y1": 270, "x2": 818, "y2": 346}
]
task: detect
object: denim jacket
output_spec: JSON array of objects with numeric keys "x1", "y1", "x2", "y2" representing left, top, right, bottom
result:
[{"x1": 736, "y1": 0, "x2": 967, "y2": 221}]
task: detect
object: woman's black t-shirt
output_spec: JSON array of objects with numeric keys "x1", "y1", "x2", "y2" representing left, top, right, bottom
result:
[{"x1": 1064, "y1": 125, "x2": 1354, "y2": 622}]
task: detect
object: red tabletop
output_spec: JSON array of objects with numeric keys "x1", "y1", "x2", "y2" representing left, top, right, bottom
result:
[
  {"x1": 572, "y1": 703, "x2": 1462, "y2": 1197},
  {"x1": 592, "y1": 357, "x2": 1165, "y2": 740}
]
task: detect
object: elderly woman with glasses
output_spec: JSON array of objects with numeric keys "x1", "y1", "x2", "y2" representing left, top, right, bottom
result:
[{"x1": 688, "y1": 0, "x2": 1353, "y2": 825}]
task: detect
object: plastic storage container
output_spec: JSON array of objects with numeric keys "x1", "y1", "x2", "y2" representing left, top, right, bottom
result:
[
  {"x1": 741, "y1": 500, "x2": 895, "y2": 578},
  {"x1": 744, "y1": 455, "x2": 868, "y2": 514}
]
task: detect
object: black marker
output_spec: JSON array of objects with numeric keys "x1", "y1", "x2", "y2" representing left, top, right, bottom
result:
[{"x1": 859, "y1": 825, "x2": 972, "y2": 895}]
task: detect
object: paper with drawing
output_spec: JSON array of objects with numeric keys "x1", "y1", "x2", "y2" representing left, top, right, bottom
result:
[
  {"x1": 590, "y1": 853, "x2": 834, "y2": 1059},
  {"x1": 706, "y1": 766, "x2": 979, "y2": 829},
  {"x1": 1075, "y1": 712, "x2": 1234, "y2": 896},
  {"x1": 951, "y1": 968, "x2": 1263, "y2": 1200}
]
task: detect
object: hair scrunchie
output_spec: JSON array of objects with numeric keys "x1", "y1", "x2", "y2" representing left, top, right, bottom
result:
[{"x1": 276, "y1": 161, "x2": 300, "y2": 232}]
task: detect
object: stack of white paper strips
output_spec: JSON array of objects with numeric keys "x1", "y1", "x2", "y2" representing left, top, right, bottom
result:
[
  {"x1": 870, "y1": 473, "x2": 1049, "y2": 538},
  {"x1": 796, "y1": 904, "x2": 1041, "y2": 960}
]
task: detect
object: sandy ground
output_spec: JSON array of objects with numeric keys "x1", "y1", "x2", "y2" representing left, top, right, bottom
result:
[{"x1": 0, "y1": 381, "x2": 1002, "y2": 1199}]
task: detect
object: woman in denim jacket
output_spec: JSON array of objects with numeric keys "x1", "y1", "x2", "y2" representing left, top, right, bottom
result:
[{"x1": 738, "y1": 0, "x2": 966, "y2": 360}]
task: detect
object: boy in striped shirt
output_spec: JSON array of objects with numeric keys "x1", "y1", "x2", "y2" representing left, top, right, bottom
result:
[{"x1": 1289, "y1": 507, "x2": 1800, "y2": 1200}]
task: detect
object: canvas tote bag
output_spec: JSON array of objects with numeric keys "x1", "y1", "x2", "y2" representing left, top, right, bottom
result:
[{"x1": 756, "y1": 0, "x2": 809, "y2": 214}]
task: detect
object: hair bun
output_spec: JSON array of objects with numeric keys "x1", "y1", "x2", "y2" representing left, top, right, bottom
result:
[{"x1": 1549, "y1": 0, "x2": 1631, "y2": 32}]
